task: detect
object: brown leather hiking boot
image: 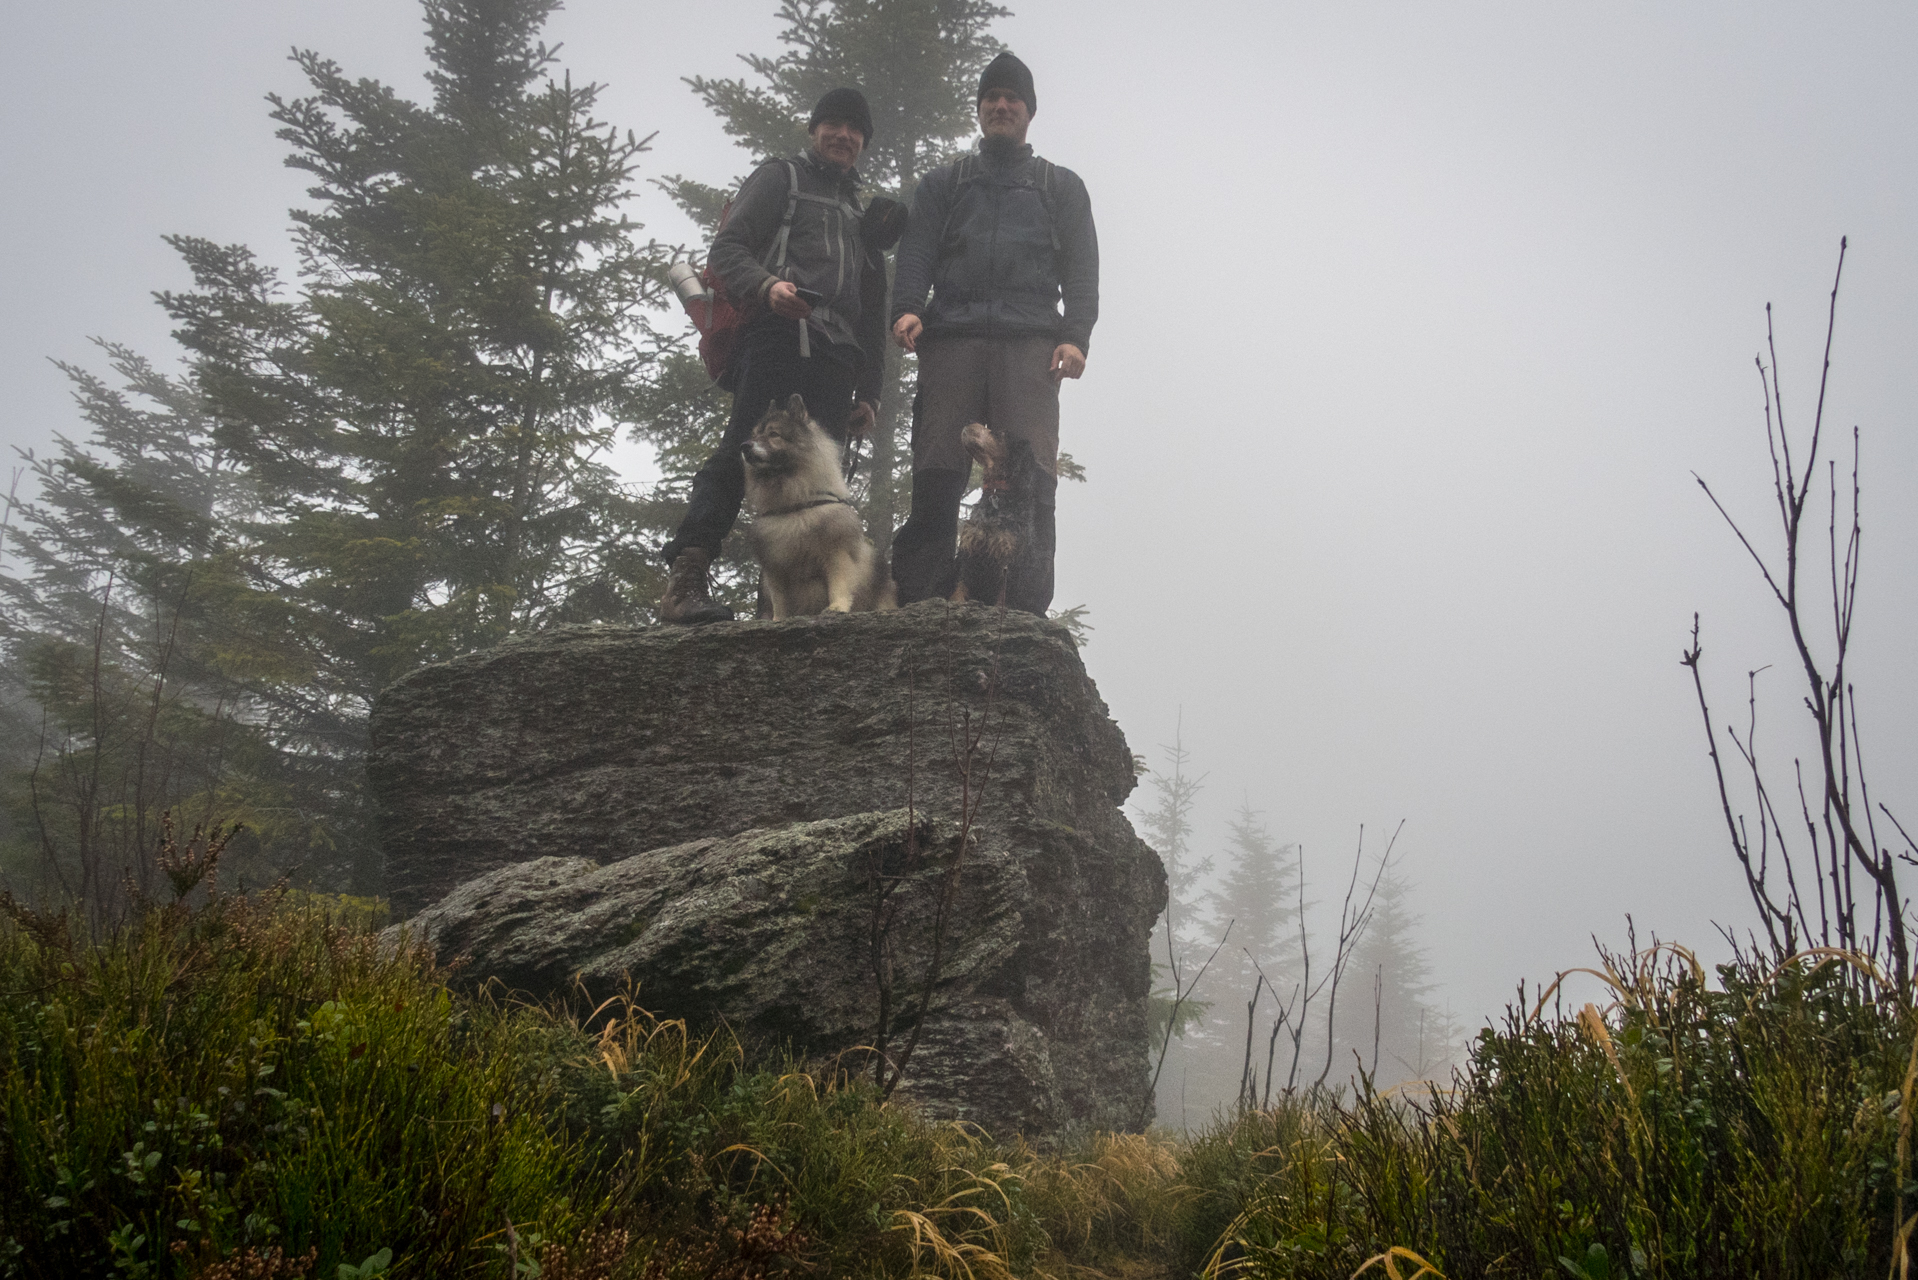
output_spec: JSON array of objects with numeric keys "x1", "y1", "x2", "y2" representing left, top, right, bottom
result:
[{"x1": 658, "y1": 548, "x2": 735, "y2": 624}]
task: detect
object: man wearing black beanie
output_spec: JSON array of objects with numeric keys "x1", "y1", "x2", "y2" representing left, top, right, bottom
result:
[
  {"x1": 888, "y1": 51, "x2": 1099, "y2": 616},
  {"x1": 659, "y1": 87, "x2": 898, "y2": 623}
]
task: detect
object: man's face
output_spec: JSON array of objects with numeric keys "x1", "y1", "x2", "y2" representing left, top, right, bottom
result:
[
  {"x1": 810, "y1": 118, "x2": 866, "y2": 171},
  {"x1": 978, "y1": 88, "x2": 1031, "y2": 142}
]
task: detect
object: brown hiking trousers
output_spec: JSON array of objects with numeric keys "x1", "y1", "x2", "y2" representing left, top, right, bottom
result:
[{"x1": 910, "y1": 335, "x2": 1060, "y2": 477}]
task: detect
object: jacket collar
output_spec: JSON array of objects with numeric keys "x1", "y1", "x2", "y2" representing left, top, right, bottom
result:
[
  {"x1": 978, "y1": 136, "x2": 1033, "y2": 171},
  {"x1": 802, "y1": 147, "x2": 862, "y2": 191}
]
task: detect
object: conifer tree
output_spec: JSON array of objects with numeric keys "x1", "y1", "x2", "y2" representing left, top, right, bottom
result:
[
  {"x1": 3, "y1": 0, "x2": 670, "y2": 898},
  {"x1": 1140, "y1": 722, "x2": 1210, "y2": 972},
  {"x1": 647, "y1": 0, "x2": 1010, "y2": 582},
  {"x1": 174, "y1": 0, "x2": 669, "y2": 684},
  {"x1": 1205, "y1": 802, "x2": 1304, "y2": 1105},
  {"x1": 1333, "y1": 869, "x2": 1452, "y2": 1086},
  {"x1": 0, "y1": 346, "x2": 342, "y2": 908},
  {"x1": 1210, "y1": 802, "x2": 1302, "y2": 999},
  {"x1": 1137, "y1": 721, "x2": 1223, "y2": 1126}
]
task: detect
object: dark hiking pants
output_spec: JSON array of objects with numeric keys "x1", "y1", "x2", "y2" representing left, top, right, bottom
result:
[
  {"x1": 890, "y1": 335, "x2": 1060, "y2": 614},
  {"x1": 660, "y1": 321, "x2": 857, "y2": 565}
]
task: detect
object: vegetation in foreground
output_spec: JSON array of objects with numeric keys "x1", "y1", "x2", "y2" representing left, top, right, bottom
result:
[{"x1": 3, "y1": 877, "x2": 1913, "y2": 1280}]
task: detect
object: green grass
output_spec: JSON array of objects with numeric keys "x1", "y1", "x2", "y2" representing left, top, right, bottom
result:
[{"x1": 4, "y1": 895, "x2": 1913, "y2": 1279}]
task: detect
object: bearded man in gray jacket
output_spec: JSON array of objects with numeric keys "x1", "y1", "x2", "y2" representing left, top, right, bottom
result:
[
  {"x1": 888, "y1": 52, "x2": 1099, "y2": 614},
  {"x1": 658, "y1": 87, "x2": 895, "y2": 624}
]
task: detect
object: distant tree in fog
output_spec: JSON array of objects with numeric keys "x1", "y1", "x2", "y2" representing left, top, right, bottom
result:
[
  {"x1": 1209, "y1": 801, "x2": 1303, "y2": 1004},
  {"x1": 1333, "y1": 868, "x2": 1456, "y2": 1085},
  {"x1": 0, "y1": 345, "x2": 345, "y2": 914},
  {"x1": 1139, "y1": 721, "x2": 1211, "y2": 971}
]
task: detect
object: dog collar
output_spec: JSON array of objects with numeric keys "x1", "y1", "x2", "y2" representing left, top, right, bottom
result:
[{"x1": 761, "y1": 493, "x2": 857, "y2": 516}]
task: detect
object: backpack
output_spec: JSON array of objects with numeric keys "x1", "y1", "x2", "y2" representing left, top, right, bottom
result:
[{"x1": 680, "y1": 163, "x2": 805, "y2": 390}]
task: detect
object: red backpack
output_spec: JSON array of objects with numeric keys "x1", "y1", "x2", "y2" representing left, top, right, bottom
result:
[{"x1": 679, "y1": 163, "x2": 803, "y2": 390}]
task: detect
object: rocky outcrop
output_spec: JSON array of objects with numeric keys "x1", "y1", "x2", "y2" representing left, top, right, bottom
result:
[{"x1": 369, "y1": 603, "x2": 1166, "y2": 1137}]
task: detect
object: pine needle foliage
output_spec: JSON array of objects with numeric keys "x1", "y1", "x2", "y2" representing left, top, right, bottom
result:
[
  {"x1": 3, "y1": 0, "x2": 676, "y2": 900},
  {"x1": 651, "y1": 0, "x2": 1011, "y2": 573}
]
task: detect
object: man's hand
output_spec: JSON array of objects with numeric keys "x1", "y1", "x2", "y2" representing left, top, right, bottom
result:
[
  {"x1": 893, "y1": 314, "x2": 923, "y2": 352},
  {"x1": 768, "y1": 280, "x2": 812, "y2": 320},
  {"x1": 1050, "y1": 343, "x2": 1086, "y2": 384},
  {"x1": 848, "y1": 400, "x2": 876, "y2": 437}
]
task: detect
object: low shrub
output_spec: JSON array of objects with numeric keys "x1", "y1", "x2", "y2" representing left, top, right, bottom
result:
[
  {"x1": 5, "y1": 892, "x2": 1912, "y2": 1279},
  {"x1": 0, "y1": 892, "x2": 1044, "y2": 1279},
  {"x1": 1187, "y1": 947, "x2": 1918, "y2": 1279},
  {"x1": 0, "y1": 892, "x2": 596, "y2": 1277}
]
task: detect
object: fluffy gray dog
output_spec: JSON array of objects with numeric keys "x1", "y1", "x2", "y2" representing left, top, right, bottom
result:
[{"x1": 741, "y1": 394, "x2": 895, "y2": 618}]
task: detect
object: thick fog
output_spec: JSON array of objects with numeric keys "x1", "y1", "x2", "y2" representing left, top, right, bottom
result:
[{"x1": 5, "y1": 1, "x2": 1916, "y2": 1033}]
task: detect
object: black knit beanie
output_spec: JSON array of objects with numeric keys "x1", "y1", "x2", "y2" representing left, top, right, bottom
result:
[
  {"x1": 809, "y1": 87, "x2": 873, "y2": 143},
  {"x1": 978, "y1": 51, "x2": 1036, "y2": 116}
]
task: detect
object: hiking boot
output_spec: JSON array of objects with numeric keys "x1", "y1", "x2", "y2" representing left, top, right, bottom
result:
[{"x1": 658, "y1": 548, "x2": 735, "y2": 624}]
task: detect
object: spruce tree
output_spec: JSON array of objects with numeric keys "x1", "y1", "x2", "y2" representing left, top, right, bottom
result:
[
  {"x1": 1205, "y1": 802, "x2": 1304, "y2": 1106},
  {"x1": 4, "y1": 0, "x2": 670, "y2": 899},
  {"x1": 1137, "y1": 721, "x2": 1222, "y2": 1127},
  {"x1": 1139, "y1": 723, "x2": 1211, "y2": 973},
  {"x1": 1333, "y1": 869, "x2": 1451, "y2": 1087},
  {"x1": 648, "y1": 0, "x2": 1010, "y2": 582},
  {"x1": 1210, "y1": 803, "x2": 1302, "y2": 997},
  {"x1": 174, "y1": 0, "x2": 668, "y2": 684},
  {"x1": 0, "y1": 346, "x2": 342, "y2": 910}
]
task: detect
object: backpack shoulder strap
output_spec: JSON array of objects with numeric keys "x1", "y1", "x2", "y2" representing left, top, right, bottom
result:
[
  {"x1": 935, "y1": 154, "x2": 982, "y2": 247},
  {"x1": 769, "y1": 160, "x2": 801, "y2": 270},
  {"x1": 1030, "y1": 155, "x2": 1062, "y2": 252}
]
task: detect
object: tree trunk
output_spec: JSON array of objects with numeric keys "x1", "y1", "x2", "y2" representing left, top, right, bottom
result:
[
  {"x1": 867, "y1": 159, "x2": 920, "y2": 557},
  {"x1": 871, "y1": 340, "x2": 903, "y2": 557}
]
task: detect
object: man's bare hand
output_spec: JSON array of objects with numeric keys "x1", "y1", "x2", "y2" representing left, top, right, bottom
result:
[
  {"x1": 893, "y1": 314, "x2": 923, "y2": 352},
  {"x1": 1050, "y1": 343, "x2": 1086, "y2": 384},
  {"x1": 768, "y1": 280, "x2": 812, "y2": 320},
  {"x1": 848, "y1": 400, "x2": 876, "y2": 437}
]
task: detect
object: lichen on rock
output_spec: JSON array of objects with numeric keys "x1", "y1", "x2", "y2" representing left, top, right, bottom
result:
[{"x1": 371, "y1": 602, "x2": 1167, "y2": 1137}]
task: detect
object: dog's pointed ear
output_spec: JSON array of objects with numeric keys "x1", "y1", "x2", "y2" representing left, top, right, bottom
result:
[
  {"x1": 766, "y1": 400, "x2": 780, "y2": 420},
  {"x1": 787, "y1": 392, "x2": 808, "y2": 418}
]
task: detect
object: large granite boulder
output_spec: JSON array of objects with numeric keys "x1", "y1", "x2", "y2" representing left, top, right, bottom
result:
[{"x1": 369, "y1": 603, "x2": 1167, "y2": 1137}]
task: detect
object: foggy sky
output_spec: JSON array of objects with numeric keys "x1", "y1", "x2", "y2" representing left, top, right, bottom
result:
[{"x1": 5, "y1": 1, "x2": 1915, "y2": 1025}]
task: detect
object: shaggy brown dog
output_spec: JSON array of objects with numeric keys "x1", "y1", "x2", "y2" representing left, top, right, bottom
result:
[{"x1": 952, "y1": 422, "x2": 1046, "y2": 611}]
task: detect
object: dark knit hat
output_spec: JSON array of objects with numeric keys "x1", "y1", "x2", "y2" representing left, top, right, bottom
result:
[
  {"x1": 809, "y1": 87, "x2": 873, "y2": 143},
  {"x1": 978, "y1": 51, "x2": 1036, "y2": 116}
]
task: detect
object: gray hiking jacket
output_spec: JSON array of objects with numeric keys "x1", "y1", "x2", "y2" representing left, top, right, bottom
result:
[
  {"x1": 709, "y1": 149, "x2": 889, "y2": 404},
  {"x1": 890, "y1": 139, "x2": 1099, "y2": 353}
]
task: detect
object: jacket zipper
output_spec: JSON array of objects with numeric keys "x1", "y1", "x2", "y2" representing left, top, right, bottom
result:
[
  {"x1": 985, "y1": 173, "x2": 1002, "y2": 338},
  {"x1": 833, "y1": 204, "x2": 847, "y2": 300}
]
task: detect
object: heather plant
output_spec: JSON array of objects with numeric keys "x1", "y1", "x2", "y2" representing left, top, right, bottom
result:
[
  {"x1": 0, "y1": 889, "x2": 598, "y2": 1278},
  {"x1": 0, "y1": 877, "x2": 1051, "y2": 1280},
  {"x1": 5, "y1": 833, "x2": 1915, "y2": 1280}
]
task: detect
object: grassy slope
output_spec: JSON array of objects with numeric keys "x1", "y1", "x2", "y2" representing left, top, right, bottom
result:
[{"x1": 2, "y1": 897, "x2": 1913, "y2": 1279}]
